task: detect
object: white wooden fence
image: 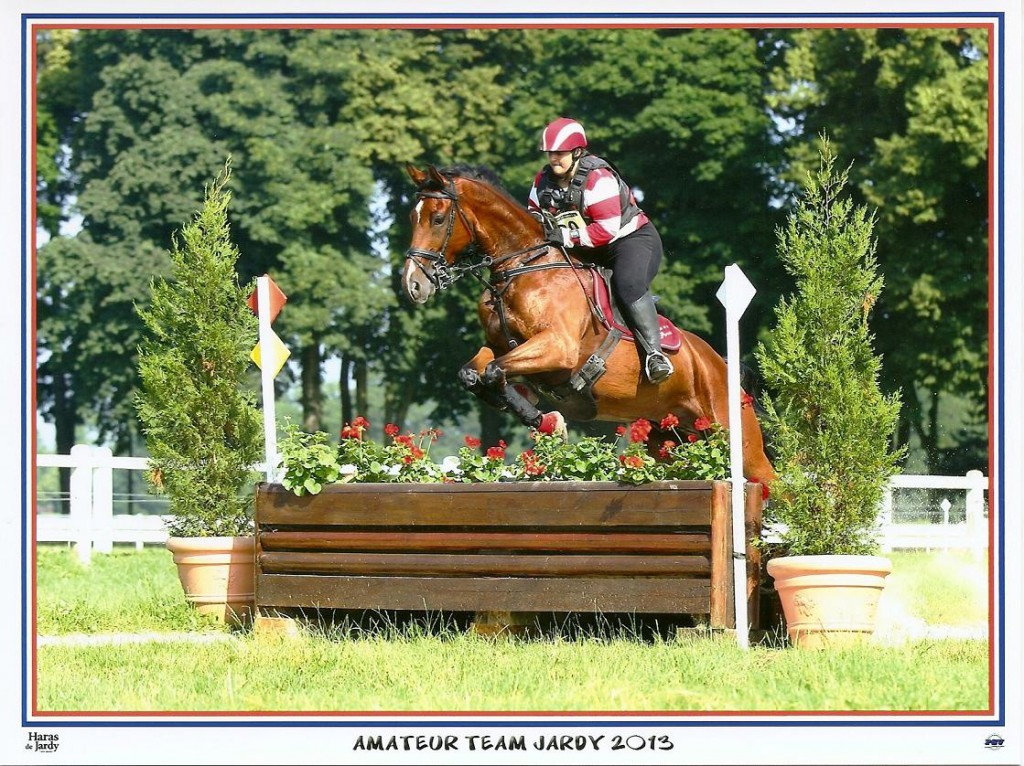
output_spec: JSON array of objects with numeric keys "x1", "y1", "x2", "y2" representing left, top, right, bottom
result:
[{"x1": 34, "y1": 447, "x2": 989, "y2": 565}]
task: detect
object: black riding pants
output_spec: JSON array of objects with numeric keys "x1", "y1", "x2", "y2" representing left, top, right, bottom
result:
[{"x1": 588, "y1": 223, "x2": 663, "y2": 305}]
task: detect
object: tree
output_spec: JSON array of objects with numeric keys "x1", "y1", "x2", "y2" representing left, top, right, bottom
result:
[
  {"x1": 135, "y1": 165, "x2": 263, "y2": 537},
  {"x1": 756, "y1": 142, "x2": 905, "y2": 555},
  {"x1": 768, "y1": 28, "x2": 989, "y2": 473}
]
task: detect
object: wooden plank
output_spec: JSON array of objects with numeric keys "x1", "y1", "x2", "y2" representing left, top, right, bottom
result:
[
  {"x1": 259, "y1": 530, "x2": 712, "y2": 554},
  {"x1": 708, "y1": 481, "x2": 732, "y2": 628},
  {"x1": 256, "y1": 481, "x2": 715, "y2": 528},
  {"x1": 745, "y1": 482, "x2": 764, "y2": 631},
  {"x1": 257, "y1": 574, "x2": 711, "y2": 614},
  {"x1": 257, "y1": 551, "x2": 711, "y2": 577}
]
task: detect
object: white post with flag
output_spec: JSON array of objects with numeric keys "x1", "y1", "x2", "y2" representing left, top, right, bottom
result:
[
  {"x1": 249, "y1": 275, "x2": 289, "y2": 484},
  {"x1": 715, "y1": 263, "x2": 756, "y2": 650}
]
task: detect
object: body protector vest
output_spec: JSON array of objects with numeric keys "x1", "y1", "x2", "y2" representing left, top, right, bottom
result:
[{"x1": 536, "y1": 155, "x2": 642, "y2": 232}]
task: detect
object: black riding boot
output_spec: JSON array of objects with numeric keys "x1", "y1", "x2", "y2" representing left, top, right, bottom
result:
[{"x1": 625, "y1": 293, "x2": 674, "y2": 383}]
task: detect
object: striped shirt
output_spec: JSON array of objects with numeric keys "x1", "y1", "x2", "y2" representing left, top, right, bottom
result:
[{"x1": 527, "y1": 162, "x2": 649, "y2": 249}]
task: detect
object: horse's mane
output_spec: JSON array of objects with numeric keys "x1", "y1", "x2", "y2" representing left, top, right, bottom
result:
[{"x1": 437, "y1": 164, "x2": 524, "y2": 208}]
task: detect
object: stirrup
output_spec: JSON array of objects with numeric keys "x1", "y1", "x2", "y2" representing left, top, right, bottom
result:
[{"x1": 645, "y1": 352, "x2": 673, "y2": 383}]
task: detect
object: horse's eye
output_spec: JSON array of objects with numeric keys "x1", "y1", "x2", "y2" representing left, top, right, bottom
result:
[{"x1": 431, "y1": 213, "x2": 446, "y2": 226}]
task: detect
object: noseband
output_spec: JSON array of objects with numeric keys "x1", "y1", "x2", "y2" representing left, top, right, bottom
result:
[{"x1": 404, "y1": 178, "x2": 485, "y2": 291}]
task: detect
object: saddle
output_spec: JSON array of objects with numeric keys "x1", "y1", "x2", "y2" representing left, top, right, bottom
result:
[
  {"x1": 588, "y1": 267, "x2": 683, "y2": 352},
  {"x1": 525, "y1": 266, "x2": 683, "y2": 421}
]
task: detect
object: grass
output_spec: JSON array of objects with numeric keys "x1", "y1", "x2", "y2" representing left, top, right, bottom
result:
[
  {"x1": 36, "y1": 628, "x2": 988, "y2": 713},
  {"x1": 884, "y1": 550, "x2": 989, "y2": 626},
  {"x1": 35, "y1": 545, "x2": 221, "y2": 634},
  {"x1": 31, "y1": 545, "x2": 992, "y2": 713}
]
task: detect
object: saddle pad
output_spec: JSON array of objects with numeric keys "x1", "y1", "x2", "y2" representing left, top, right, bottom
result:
[{"x1": 590, "y1": 269, "x2": 683, "y2": 352}]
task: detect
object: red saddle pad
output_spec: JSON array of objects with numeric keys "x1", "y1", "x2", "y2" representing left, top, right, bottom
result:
[{"x1": 591, "y1": 269, "x2": 683, "y2": 352}]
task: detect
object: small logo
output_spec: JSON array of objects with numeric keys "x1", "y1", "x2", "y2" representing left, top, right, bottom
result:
[
  {"x1": 25, "y1": 732, "x2": 60, "y2": 753},
  {"x1": 984, "y1": 733, "x2": 1005, "y2": 750}
]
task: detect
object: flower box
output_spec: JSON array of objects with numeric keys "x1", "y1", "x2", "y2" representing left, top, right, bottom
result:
[{"x1": 255, "y1": 479, "x2": 763, "y2": 629}]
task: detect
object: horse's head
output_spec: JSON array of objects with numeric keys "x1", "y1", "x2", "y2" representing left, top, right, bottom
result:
[{"x1": 402, "y1": 165, "x2": 478, "y2": 304}]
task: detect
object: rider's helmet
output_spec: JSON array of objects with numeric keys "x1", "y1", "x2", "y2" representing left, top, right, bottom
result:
[{"x1": 538, "y1": 117, "x2": 588, "y2": 152}]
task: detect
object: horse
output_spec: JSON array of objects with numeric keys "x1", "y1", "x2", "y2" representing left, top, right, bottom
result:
[{"x1": 402, "y1": 163, "x2": 776, "y2": 485}]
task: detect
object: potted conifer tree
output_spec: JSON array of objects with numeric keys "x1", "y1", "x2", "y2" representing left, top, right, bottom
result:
[
  {"x1": 755, "y1": 140, "x2": 906, "y2": 648},
  {"x1": 135, "y1": 163, "x2": 263, "y2": 626}
]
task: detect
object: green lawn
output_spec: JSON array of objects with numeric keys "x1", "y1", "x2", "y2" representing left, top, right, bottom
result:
[{"x1": 32, "y1": 545, "x2": 991, "y2": 713}]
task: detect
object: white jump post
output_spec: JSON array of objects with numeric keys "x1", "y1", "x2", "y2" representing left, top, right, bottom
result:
[
  {"x1": 716, "y1": 263, "x2": 756, "y2": 650},
  {"x1": 92, "y1": 446, "x2": 114, "y2": 554},
  {"x1": 256, "y1": 275, "x2": 278, "y2": 484}
]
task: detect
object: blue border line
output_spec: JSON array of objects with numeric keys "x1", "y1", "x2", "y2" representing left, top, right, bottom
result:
[
  {"x1": 22, "y1": 11, "x2": 1007, "y2": 729},
  {"x1": 21, "y1": 12, "x2": 30, "y2": 727},
  {"x1": 996, "y1": 12, "x2": 1006, "y2": 724}
]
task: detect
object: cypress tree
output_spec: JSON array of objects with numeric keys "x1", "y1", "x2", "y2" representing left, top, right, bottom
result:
[
  {"x1": 756, "y1": 140, "x2": 906, "y2": 556},
  {"x1": 135, "y1": 164, "x2": 263, "y2": 537}
]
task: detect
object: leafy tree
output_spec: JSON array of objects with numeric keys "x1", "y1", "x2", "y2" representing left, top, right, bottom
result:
[
  {"x1": 135, "y1": 166, "x2": 262, "y2": 537},
  {"x1": 756, "y1": 142, "x2": 906, "y2": 555},
  {"x1": 768, "y1": 28, "x2": 989, "y2": 473}
]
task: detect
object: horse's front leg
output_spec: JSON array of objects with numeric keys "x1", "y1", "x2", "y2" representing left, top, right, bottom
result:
[
  {"x1": 480, "y1": 330, "x2": 579, "y2": 431},
  {"x1": 458, "y1": 346, "x2": 508, "y2": 411}
]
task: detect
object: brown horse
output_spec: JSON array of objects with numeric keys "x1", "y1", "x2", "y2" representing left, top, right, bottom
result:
[{"x1": 402, "y1": 164, "x2": 775, "y2": 484}]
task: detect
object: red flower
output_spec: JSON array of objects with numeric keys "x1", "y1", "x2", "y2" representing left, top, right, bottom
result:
[
  {"x1": 687, "y1": 434, "x2": 699, "y2": 443},
  {"x1": 486, "y1": 441, "x2": 506, "y2": 461},
  {"x1": 352, "y1": 416, "x2": 370, "y2": 430},
  {"x1": 394, "y1": 434, "x2": 414, "y2": 448},
  {"x1": 384, "y1": 423, "x2": 400, "y2": 437},
  {"x1": 658, "y1": 440, "x2": 677, "y2": 459},
  {"x1": 616, "y1": 425, "x2": 627, "y2": 437},
  {"x1": 623, "y1": 455, "x2": 645, "y2": 469},
  {"x1": 659, "y1": 413, "x2": 679, "y2": 430},
  {"x1": 409, "y1": 445, "x2": 425, "y2": 460},
  {"x1": 694, "y1": 416, "x2": 712, "y2": 431},
  {"x1": 464, "y1": 435, "x2": 482, "y2": 449},
  {"x1": 741, "y1": 392, "x2": 754, "y2": 408},
  {"x1": 521, "y1": 450, "x2": 546, "y2": 476},
  {"x1": 629, "y1": 418, "x2": 652, "y2": 443},
  {"x1": 340, "y1": 424, "x2": 362, "y2": 440}
]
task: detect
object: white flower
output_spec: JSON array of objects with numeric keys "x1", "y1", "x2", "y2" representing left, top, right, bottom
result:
[
  {"x1": 340, "y1": 464, "x2": 358, "y2": 476},
  {"x1": 440, "y1": 455, "x2": 462, "y2": 474},
  {"x1": 387, "y1": 464, "x2": 402, "y2": 477}
]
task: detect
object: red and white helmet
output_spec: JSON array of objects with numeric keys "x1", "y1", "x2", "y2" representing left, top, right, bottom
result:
[{"x1": 538, "y1": 117, "x2": 588, "y2": 152}]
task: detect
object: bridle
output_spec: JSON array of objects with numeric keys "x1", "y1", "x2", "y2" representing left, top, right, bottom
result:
[
  {"x1": 404, "y1": 177, "x2": 482, "y2": 291},
  {"x1": 404, "y1": 174, "x2": 549, "y2": 292}
]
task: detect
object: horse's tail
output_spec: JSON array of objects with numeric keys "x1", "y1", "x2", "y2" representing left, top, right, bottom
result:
[{"x1": 738, "y1": 360, "x2": 777, "y2": 464}]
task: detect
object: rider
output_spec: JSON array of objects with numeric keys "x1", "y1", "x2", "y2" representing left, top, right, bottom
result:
[{"x1": 527, "y1": 117, "x2": 673, "y2": 384}]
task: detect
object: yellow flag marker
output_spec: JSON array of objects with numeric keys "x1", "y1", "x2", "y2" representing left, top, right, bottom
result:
[{"x1": 250, "y1": 329, "x2": 291, "y2": 378}]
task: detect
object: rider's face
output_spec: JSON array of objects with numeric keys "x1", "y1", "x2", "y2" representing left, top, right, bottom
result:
[{"x1": 547, "y1": 151, "x2": 575, "y2": 179}]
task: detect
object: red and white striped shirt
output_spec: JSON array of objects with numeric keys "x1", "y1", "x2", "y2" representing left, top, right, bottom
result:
[{"x1": 527, "y1": 163, "x2": 649, "y2": 249}]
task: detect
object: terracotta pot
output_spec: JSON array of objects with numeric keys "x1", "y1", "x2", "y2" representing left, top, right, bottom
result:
[
  {"x1": 766, "y1": 554, "x2": 892, "y2": 649},
  {"x1": 166, "y1": 536, "x2": 255, "y2": 626}
]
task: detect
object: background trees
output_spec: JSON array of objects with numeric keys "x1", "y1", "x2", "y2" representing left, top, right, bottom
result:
[{"x1": 35, "y1": 26, "x2": 990, "y2": 473}]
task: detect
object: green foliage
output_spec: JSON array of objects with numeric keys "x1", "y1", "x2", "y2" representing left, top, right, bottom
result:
[
  {"x1": 756, "y1": 140, "x2": 906, "y2": 556},
  {"x1": 279, "y1": 414, "x2": 734, "y2": 493},
  {"x1": 278, "y1": 423, "x2": 344, "y2": 496},
  {"x1": 134, "y1": 165, "x2": 262, "y2": 537}
]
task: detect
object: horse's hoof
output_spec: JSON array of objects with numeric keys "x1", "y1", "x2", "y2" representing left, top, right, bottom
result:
[
  {"x1": 537, "y1": 411, "x2": 567, "y2": 440},
  {"x1": 481, "y1": 361, "x2": 506, "y2": 387},
  {"x1": 458, "y1": 367, "x2": 481, "y2": 390}
]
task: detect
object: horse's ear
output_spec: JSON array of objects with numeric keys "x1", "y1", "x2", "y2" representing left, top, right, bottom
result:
[
  {"x1": 427, "y1": 165, "x2": 446, "y2": 186},
  {"x1": 406, "y1": 164, "x2": 427, "y2": 186}
]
